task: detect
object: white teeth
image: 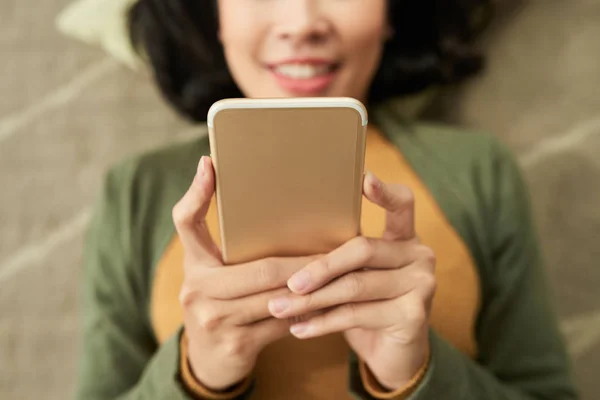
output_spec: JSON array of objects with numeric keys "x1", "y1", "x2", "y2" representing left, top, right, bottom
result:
[{"x1": 274, "y1": 64, "x2": 331, "y2": 79}]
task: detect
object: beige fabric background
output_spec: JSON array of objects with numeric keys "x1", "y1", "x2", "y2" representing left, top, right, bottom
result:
[{"x1": 0, "y1": 0, "x2": 599, "y2": 398}]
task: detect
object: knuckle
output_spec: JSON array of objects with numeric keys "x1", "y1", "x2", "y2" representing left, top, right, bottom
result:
[
  {"x1": 299, "y1": 293, "x2": 316, "y2": 313},
  {"x1": 389, "y1": 184, "x2": 415, "y2": 209},
  {"x1": 403, "y1": 302, "x2": 427, "y2": 326},
  {"x1": 401, "y1": 185, "x2": 416, "y2": 206},
  {"x1": 257, "y1": 260, "x2": 280, "y2": 287},
  {"x1": 172, "y1": 201, "x2": 191, "y2": 227},
  {"x1": 223, "y1": 335, "x2": 250, "y2": 358},
  {"x1": 416, "y1": 272, "x2": 437, "y2": 294},
  {"x1": 415, "y1": 245, "x2": 436, "y2": 266},
  {"x1": 312, "y1": 257, "x2": 331, "y2": 275},
  {"x1": 342, "y1": 303, "x2": 358, "y2": 323},
  {"x1": 197, "y1": 304, "x2": 225, "y2": 331},
  {"x1": 353, "y1": 236, "x2": 374, "y2": 263},
  {"x1": 179, "y1": 284, "x2": 197, "y2": 307},
  {"x1": 344, "y1": 273, "x2": 364, "y2": 299},
  {"x1": 402, "y1": 187, "x2": 416, "y2": 207}
]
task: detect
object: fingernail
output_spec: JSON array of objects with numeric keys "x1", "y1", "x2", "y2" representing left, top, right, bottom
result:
[
  {"x1": 197, "y1": 156, "x2": 207, "y2": 178},
  {"x1": 366, "y1": 170, "x2": 382, "y2": 190},
  {"x1": 288, "y1": 271, "x2": 310, "y2": 293},
  {"x1": 290, "y1": 322, "x2": 311, "y2": 337},
  {"x1": 268, "y1": 297, "x2": 291, "y2": 314}
]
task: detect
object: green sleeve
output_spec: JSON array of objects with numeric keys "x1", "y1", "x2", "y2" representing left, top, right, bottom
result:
[
  {"x1": 393, "y1": 142, "x2": 576, "y2": 399},
  {"x1": 75, "y1": 166, "x2": 187, "y2": 399},
  {"x1": 75, "y1": 162, "x2": 243, "y2": 400},
  {"x1": 76, "y1": 146, "x2": 257, "y2": 400}
]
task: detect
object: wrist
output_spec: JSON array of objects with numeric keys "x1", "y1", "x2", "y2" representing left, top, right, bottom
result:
[
  {"x1": 187, "y1": 357, "x2": 240, "y2": 392},
  {"x1": 180, "y1": 330, "x2": 254, "y2": 399},
  {"x1": 188, "y1": 345, "x2": 249, "y2": 391},
  {"x1": 359, "y1": 344, "x2": 431, "y2": 399},
  {"x1": 372, "y1": 337, "x2": 430, "y2": 391}
]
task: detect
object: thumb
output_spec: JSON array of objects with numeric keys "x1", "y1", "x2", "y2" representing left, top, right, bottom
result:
[
  {"x1": 172, "y1": 156, "x2": 221, "y2": 263},
  {"x1": 363, "y1": 171, "x2": 416, "y2": 241}
]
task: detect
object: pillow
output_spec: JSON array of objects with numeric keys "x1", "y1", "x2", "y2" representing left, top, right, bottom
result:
[{"x1": 55, "y1": 0, "x2": 141, "y2": 70}]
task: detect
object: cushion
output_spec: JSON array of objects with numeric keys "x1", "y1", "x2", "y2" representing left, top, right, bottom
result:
[{"x1": 55, "y1": 0, "x2": 141, "y2": 70}]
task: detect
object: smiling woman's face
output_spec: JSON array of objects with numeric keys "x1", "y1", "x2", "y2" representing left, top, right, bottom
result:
[{"x1": 218, "y1": 0, "x2": 388, "y2": 102}]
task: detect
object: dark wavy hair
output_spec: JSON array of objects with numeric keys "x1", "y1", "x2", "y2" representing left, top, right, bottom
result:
[{"x1": 128, "y1": 0, "x2": 493, "y2": 122}]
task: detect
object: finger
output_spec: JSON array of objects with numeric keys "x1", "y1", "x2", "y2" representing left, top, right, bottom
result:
[
  {"x1": 363, "y1": 172, "x2": 415, "y2": 241},
  {"x1": 225, "y1": 287, "x2": 293, "y2": 325},
  {"x1": 204, "y1": 256, "x2": 318, "y2": 300},
  {"x1": 172, "y1": 156, "x2": 220, "y2": 264},
  {"x1": 289, "y1": 292, "x2": 429, "y2": 339},
  {"x1": 185, "y1": 287, "x2": 299, "y2": 333},
  {"x1": 287, "y1": 237, "x2": 424, "y2": 294},
  {"x1": 290, "y1": 301, "x2": 392, "y2": 338},
  {"x1": 271, "y1": 265, "x2": 423, "y2": 318}
]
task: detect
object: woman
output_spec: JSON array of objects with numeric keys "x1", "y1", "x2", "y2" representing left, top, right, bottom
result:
[{"x1": 76, "y1": 1, "x2": 578, "y2": 399}]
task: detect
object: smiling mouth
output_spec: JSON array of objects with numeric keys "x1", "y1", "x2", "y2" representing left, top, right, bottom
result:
[
  {"x1": 269, "y1": 62, "x2": 340, "y2": 80},
  {"x1": 266, "y1": 60, "x2": 341, "y2": 94}
]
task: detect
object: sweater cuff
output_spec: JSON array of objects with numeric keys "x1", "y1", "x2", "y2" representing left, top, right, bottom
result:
[
  {"x1": 358, "y1": 348, "x2": 430, "y2": 400},
  {"x1": 179, "y1": 331, "x2": 253, "y2": 400}
]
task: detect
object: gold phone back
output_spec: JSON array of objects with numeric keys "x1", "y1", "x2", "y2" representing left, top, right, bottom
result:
[{"x1": 208, "y1": 99, "x2": 367, "y2": 264}]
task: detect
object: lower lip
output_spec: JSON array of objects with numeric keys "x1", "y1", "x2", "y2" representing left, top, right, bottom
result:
[{"x1": 270, "y1": 68, "x2": 337, "y2": 95}]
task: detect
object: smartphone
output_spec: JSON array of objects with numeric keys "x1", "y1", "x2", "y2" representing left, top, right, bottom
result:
[{"x1": 207, "y1": 97, "x2": 368, "y2": 265}]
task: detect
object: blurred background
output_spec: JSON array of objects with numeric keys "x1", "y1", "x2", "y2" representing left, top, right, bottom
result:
[{"x1": 0, "y1": 0, "x2": 599, "y2": 398}]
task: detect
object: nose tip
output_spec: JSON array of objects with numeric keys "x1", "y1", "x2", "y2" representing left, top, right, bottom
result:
[
  {"x1": 275, "y1": 4, "x2": 331, "y2": 43},
  {"x1": 278, "y1": 25, "x2": 329, "y2": 45}
]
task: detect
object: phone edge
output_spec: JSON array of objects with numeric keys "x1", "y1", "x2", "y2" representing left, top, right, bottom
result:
[{"x1": 207, "y1": 97, "x2": 368, "y2": 128}]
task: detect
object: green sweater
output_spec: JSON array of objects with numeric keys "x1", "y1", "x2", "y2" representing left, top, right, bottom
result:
[{"x1": 76, "y1": 103, "x2": 578, "y2": 399}]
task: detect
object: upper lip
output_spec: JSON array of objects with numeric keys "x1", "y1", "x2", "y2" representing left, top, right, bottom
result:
[{"x1": 267, "y1": 58, "x2": 339, "y2": 67}]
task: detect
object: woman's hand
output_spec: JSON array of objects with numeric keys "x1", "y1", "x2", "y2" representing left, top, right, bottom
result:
[
  {"x1": 174, "y1": 156, "x2": 314, "y2": 390},
  {"x1": 267, "y1": 172, "x2": 436, "y2": 391}
]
